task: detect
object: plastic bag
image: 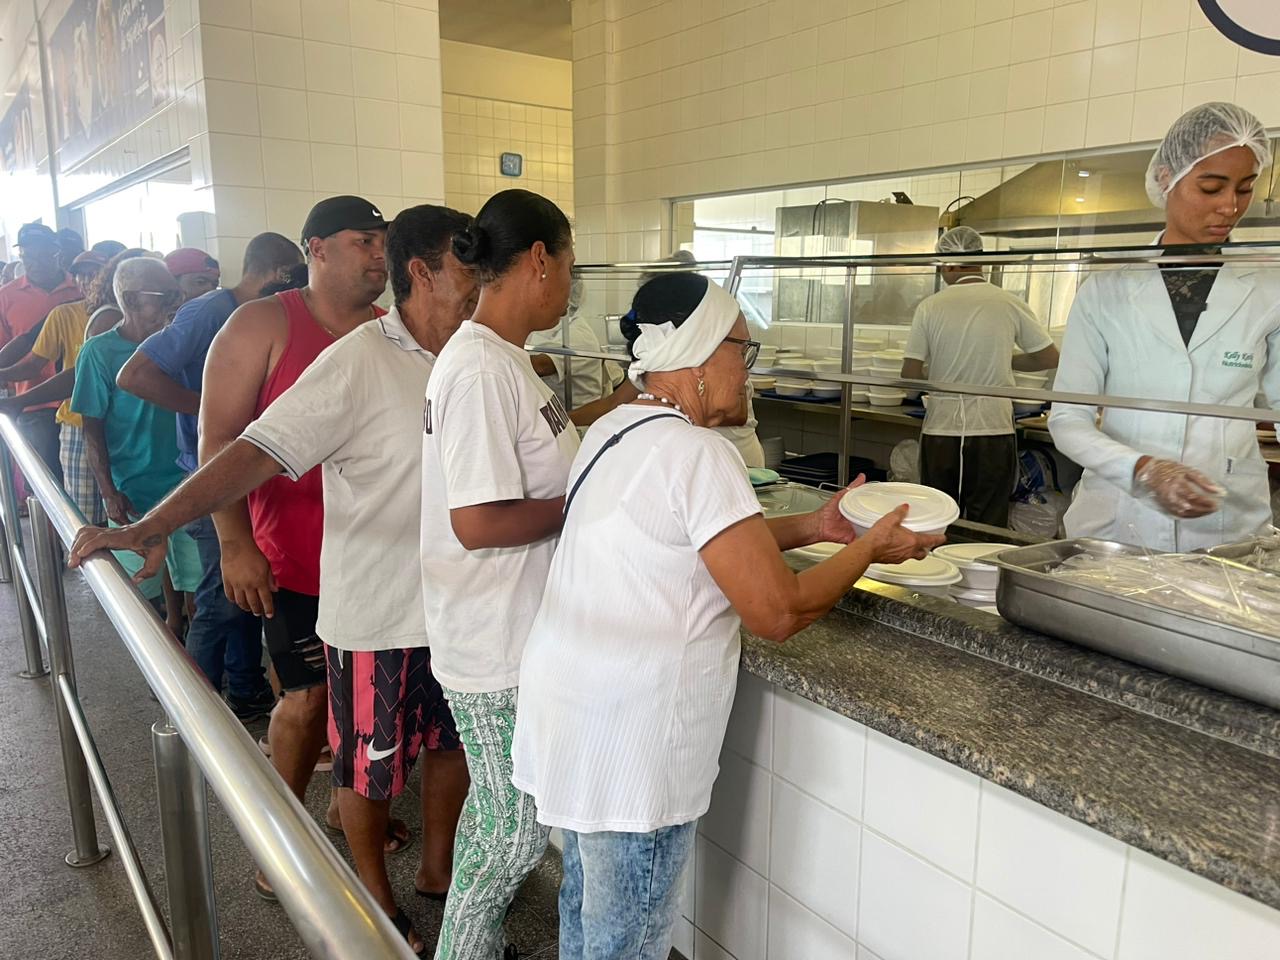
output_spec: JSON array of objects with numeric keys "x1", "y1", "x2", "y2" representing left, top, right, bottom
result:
[
  {"x1": 889, "y1": 439, "x2": 920, "y2": 483},
  {"x1": 1010, "y1": 491, "x2": 1067, "y2": 539}
]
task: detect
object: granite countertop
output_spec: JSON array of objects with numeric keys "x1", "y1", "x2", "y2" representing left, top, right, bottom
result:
[{"x1": 740, "y1": 586, "x2": 1280, "y2": 910}]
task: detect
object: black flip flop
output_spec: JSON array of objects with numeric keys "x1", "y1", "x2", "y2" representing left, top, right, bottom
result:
[
  {"x1": 414, "y1": 886, "x2": 448, "y2": 904},
  {"x1": 389, "y1": 909, "x2": 425, "y2": 956}
]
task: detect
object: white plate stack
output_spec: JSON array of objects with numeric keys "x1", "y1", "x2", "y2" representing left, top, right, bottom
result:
[
  {"x1": 932, "y1": 543, "x2": 1007, "y2": 610},
  {"x1": 863, "y1": 554, "x2": 962, "y2": 598}
]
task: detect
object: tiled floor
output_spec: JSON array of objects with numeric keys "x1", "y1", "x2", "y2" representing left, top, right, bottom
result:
[{"x1": 0, "y1": 568, "x2": 563, "y2": 959}]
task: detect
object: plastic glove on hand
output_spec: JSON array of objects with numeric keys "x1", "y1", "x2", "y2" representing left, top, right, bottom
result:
[{"x1": 1134, "y1": 458, "x2": 1224, "y2": 519}]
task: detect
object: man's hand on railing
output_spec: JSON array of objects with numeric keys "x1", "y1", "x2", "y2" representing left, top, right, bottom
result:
[
  {"x1": 68, "y1": 518, "x2": 170, "y2": 583},
  {"x1": 219, "y1": 538, "x2": 278, "y2": 618}
]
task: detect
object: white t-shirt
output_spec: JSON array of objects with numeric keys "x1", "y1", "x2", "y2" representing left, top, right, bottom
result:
[
  {"x1": 903, "y1": 278, "x2": 1054, "y2": 436},
  {"x1": 240, "y1": 308, "x2": 433, "y2": 651},
  {"x1": 511, "y1": 404, "x2": 763, "y2": 832},
  {"x1": 420, "y1": 319, "x2": 581, "y2": 693},
  {"x1": 526, "y1": 315, "x2": 623, "y2": 408}
]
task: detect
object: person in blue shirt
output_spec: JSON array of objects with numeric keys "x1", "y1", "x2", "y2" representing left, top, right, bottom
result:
[{"x1": 116, "y1": 232, "x2": 303, "y2": 720}]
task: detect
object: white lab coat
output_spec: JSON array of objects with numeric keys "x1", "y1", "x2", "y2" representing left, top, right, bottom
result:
[{"x1": 1048, "y1": 261, "x2": 1280, "y2": 552}]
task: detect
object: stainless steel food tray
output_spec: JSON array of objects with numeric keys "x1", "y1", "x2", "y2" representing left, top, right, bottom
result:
[
  {"x1": 991, "y1": 538, "x2": 1280, "y2": 710},
  {"x1": 1200, "y1": 532, "x2": 1280, "y2": 569}
]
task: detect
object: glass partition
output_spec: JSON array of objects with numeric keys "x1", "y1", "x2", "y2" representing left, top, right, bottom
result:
[{"x1": 565, "y1": 246, "x2": 1280, "y2": 549}]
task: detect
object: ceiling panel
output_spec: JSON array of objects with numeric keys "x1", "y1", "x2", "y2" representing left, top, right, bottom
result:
[{"x1": 439, "y1": 0, "x2": 571, "y2": 61}]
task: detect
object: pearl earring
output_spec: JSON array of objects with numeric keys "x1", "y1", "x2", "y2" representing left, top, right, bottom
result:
[{"x1": 541, "y1": 272, "x2": 547, "y2": 280}]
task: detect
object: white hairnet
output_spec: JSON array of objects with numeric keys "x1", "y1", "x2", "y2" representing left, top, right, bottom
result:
[
  {"x1": 935, "y1": 226, "x2": 984, "y2": 255},
  {"x1": 1145, "y1": 102, "x2": 1273, "y2": 208}
]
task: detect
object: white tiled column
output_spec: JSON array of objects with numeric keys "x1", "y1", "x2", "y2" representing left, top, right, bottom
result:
[{"x1": 192, "y1": 0, "x2": 445, "y2": 283}]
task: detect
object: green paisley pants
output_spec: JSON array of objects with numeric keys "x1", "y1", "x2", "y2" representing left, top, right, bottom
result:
[{"x1": 434, "y1": 686, "x2": 549, "y2": 960}]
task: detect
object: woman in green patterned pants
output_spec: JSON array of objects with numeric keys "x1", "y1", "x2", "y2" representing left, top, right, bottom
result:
[{"x1": 419, "y1": 189, "x2": 580, "y2": 959}]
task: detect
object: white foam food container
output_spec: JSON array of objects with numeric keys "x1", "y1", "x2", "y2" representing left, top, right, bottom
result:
[
  {"x1": 872, "y1": 349, "x2": 905, "y2": 363},
  {"x1": 787, "y1": 541, "x2": 843, "y2": 564},
  {"x1": 868, "y1": 388, "x2": 906, "y2": 406},
  {"x1": 848, "y1": 389, "x2": 869, "y2": 403},
  {"x1": 811, "y1": 386, "x2": 842, "y2": 399},
  {"x1": 775, "y1": 378, "x2": 811, "y2": 397},
  {"x1": 852, "y1": 336, "x2": 883, "y2": 351},
  {"x1": 863, "y1": 555, "x2": 962, "y2": 598},
  {"x1": 814, "y1": 359, "x2": 842, "y2": 373},
  {"x1": 749, "y1": 375, "x2": 777, "y2": 392},
  {"x1": 932, "y1": 542, "x2": 1006, "y2": 592},
  {"x1": 839, "y1": 482, "x2": 960, "y2": 536}
]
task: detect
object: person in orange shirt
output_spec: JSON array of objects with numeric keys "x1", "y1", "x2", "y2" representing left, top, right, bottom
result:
[{"x1": 0, "y1": 222, "x2": 83, "y2": 482}]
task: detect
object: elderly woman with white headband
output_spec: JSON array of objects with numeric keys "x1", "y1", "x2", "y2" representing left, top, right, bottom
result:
[
  {"x1": 512, "y1": 273, "x2": 943, "y2": 960},
  {"x1": 1050, "y1": 102, "x2": 1280, "y2": 552}
]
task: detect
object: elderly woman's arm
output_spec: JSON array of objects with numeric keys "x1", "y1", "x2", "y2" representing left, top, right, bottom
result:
[{"x1": 702, "y1": 506, "x2": 943, "y2": 643}]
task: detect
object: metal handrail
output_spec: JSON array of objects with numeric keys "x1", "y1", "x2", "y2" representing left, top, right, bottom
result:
[{"x1": 0, "y1": 413, "x2": 416, "y2": 960}]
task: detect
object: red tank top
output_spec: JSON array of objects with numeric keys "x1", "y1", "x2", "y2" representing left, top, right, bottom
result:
[{"x1": 246, "y1": 290, "x2": 381, "y2": 595}]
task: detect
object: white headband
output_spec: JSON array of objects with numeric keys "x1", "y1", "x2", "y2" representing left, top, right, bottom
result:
[{"x1": 627, "y1": 282, "x2": 741, "y2": 388}]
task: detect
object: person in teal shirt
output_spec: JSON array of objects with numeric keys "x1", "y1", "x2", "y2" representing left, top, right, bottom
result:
[{"x1": 71, "y1": 257, "x2": 201, "y2": 604}]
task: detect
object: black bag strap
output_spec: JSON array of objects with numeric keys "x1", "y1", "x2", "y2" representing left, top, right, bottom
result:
[{"x1": 563, "y1": 413, "x2": 685, "y2": 516}]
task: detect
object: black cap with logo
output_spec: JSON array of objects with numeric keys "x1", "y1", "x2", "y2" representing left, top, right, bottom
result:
[
  {"x1": 301, "y1": 196, "x2": 388, "y2": 244},
  {"x1": 16, "y1": 222, "x2": 58, "y2": 248}
]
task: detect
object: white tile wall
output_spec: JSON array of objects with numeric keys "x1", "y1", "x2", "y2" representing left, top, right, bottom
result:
[
  {"x1": 569, "y1": 0, "x2": 1280, "y2": 264},
  {"x1": 701, "y1": 749, "x2": 772, "y2": 876},
  {"x1": 770, "y1": 778, "x2": 861, "y2": 940},
  {"x1": 685, "y1": 672, "x2": 1280, "y2": 960},
  {"x1": 975, "y1": 782, "x2": 1126, "y2": 956},
  {"x1": 1116, "y1": 850, "x2": 1280, "y2": 960},
  {"x1": 442, "y1": 94, "x2": 574, "y2": 217},
  {"x1": 858, "y1": 832, "x2": 973, "y2": 960},
  {"x1": 191, "y1": 0, "x2": 444, "y2": 282},
  {"x1": 863, "y1": 730, "x2": 981, "y2": 880},
  {"x1": 767, "y1": 887, "x2": 859, "y2": 960},
  {"x1": 771, "y1": 688, "x2": 863, "y2": 820}
]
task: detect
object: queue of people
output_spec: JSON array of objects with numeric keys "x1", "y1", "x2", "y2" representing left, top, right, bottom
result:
[{"x1": 19, "y1": 96, "x2": 1275, "y2": 960}]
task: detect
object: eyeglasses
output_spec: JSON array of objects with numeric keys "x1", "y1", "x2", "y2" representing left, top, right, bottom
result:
[
  {"x1": 724, "y1": 336, "x2": 761, "y2": 369},
  {"x1": 136, "y1": 289, "x2": 184, "y2": 308}
]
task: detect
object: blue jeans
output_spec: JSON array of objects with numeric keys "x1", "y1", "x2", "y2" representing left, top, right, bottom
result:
[
  {"x1": 559, "y1": 822, "x2": 696, "y2": 960},
  {"x1": 184, "y1": 515, "x2": 268, "y2": 700}
]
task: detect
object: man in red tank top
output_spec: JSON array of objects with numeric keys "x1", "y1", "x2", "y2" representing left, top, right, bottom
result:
[{"x1": 198, "y1": 196, "x2": 390, "y2": 900}]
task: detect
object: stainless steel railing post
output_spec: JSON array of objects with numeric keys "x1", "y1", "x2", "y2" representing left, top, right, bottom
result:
[
  {"x1": 1, "y1": 443, "x2": 47, "y2": 677},
  {"x1": 30, "y1": 497, "x2": 109, "y2": 867},
  {"x1": 152, "y1": 720, "x2": 220, "y2": 960}
]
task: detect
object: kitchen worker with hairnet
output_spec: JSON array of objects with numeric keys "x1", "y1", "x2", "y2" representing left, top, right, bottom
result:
[
  {"x1": 1049, "y1": 102, "x2": 1280, "y2": 552},
  {"x1": 902, "y1": 226, "x2": 1058, "y2": 527}
]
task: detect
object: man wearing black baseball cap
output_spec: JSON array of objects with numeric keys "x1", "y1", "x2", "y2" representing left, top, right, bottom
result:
[
  {"x1": 180, "y1": 196, "x2": 389, "y2": 899},
  {"x1": 0, "y1": 222, "x2": 82, "y2": 481}
]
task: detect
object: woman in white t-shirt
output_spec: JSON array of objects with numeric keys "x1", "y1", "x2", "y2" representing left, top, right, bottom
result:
[
  {"x1": 511, "y1": 274, "x2": 943, "y2": 960},
  {"x1": 419, "y1": 189, "x2": 579, "y2": 960}
]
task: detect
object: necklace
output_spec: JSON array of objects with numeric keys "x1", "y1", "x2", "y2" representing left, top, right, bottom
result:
[{"x1": 637, "y1": 392, "x2": 683, "y2": 413}]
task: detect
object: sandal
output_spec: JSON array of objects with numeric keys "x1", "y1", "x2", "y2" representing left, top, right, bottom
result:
[
  {"x1": 389, "y1": 909, "x2": 425, "y2": 955},
  {"x1": 414, "y1": 886, "x2": 448, "y2": 904},
  {"x1": 323, "y1": 817, "x2": 413, "y2": 855},
  {"x1": 253, "y1": 872, "x2": 278, "y2": 903}
]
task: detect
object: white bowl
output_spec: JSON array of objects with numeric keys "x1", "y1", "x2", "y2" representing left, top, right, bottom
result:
[
  {"x1": 868, "y1": 388, "x2": 906, "y2": 407},
  {"x1": 932, "y1": 542, "x2": 1007, "y2": 593},
  {"x1": 840, "y1": 481, "x2": 960, "y2": 537},
  {"x1": 863, "y1": 555, "x2": 962, "y2": 597},
  {"x1": 775, "y1": 378, "x2": 811, "y2": 397},
  {"x1": 811, "y1": 385, "x2": 842, "y2": 399},
  {"x1": 848, "y1": 389, "x2": 869, "y2": 403},
  {"x1": 814, "y1": 359, "x2": 842, "y2": 374}
]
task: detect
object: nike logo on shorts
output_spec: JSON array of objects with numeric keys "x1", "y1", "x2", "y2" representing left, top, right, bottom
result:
[{"x1": 366, "y1": 740, "x2": 400, "y2": 762}]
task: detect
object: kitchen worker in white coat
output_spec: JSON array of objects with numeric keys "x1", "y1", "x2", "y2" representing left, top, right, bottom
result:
[{"x1": 1049, "y1": 102, "x2": 1280, "y2": 552}]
